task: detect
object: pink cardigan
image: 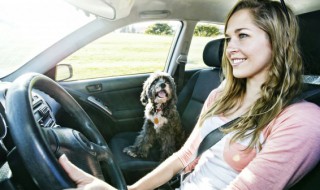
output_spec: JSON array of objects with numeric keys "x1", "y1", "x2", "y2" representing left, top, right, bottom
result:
[{"x1": 175, "y1": 89, "x2": 320, "y2": 189}]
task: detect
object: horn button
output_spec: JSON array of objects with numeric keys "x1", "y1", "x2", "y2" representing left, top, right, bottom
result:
[
  {"x1": 73, "y1": 130, "x2": 96, "y2": 155},
  {"x1": 47, "y1": 128, "x2": 97, "y2": 156}
]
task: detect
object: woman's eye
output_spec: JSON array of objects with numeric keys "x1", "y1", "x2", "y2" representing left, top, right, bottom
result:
[
  {"x1": 225, "y1": 37, "x2": 231, "y2": 43},
  {"x1": 239, "y1": 33, "x2": 248, "y2": 39}
]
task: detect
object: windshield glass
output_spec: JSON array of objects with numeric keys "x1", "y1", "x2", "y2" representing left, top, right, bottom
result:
[{"x1": 0, "y1": 0, "x2": 94, "y2": 78}]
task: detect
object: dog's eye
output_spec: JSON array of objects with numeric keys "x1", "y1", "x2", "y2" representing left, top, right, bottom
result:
[
  {"x1": 150, "y1": 80, "x2": 159, "y2": 86},
  {"x1": 164, "y1": 79, "x2": 171, "y2": 84}
]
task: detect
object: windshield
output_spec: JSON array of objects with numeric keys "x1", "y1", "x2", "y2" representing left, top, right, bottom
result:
[{"x1": 0, "y1": 0, "x2": 94, "y2": 78}]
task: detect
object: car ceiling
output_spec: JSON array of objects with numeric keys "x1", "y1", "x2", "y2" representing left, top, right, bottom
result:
[
  {"x1": 66, "y1": 0, "x2": 320, "y2": 22},
  {"x1": 130, "y1": 0, "x2": 320, "y2": 21}
]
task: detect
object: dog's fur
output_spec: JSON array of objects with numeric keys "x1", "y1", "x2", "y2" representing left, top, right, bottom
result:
[{"x1": 123, "y1": 72, "x2": 185, "y2": 161}]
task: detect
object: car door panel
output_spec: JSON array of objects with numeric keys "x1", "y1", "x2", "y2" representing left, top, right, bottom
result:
[{"x1": 58, "y1": 74, "x2": 149, "y2": 140}]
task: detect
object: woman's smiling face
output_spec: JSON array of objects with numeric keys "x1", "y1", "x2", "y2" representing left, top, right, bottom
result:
[{"x1": 225, "y1": 9, "x2": 272, "y2": 82}]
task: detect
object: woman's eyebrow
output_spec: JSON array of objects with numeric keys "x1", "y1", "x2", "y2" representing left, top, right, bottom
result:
[
  {"x1": 235, "y1": 28, "x2": 247, "y2": 33},
  {"x1": 225, "y1": 27, "x2": 250, "y2": 36}
]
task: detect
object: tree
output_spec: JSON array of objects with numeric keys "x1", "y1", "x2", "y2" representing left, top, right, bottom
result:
[
  {"x1": 194, "y1": 24, "x2": 221, "y2": 37},
  {"x1": 145, "y1": 23, "x2": 173, "y2": 35}
]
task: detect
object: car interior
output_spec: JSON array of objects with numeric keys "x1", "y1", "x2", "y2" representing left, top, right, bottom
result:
[
  {"x1": 109, "y1": 37, "x2": 225, "y2": 184},
  {"x1": 109, "y1": 10, "x2": 320, "y2": 187},
  {"x1": 0, "y1": 0, "x2": 319, "y2": 189}
]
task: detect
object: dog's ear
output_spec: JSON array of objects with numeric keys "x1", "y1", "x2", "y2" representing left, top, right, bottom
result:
[
  {"x1": 140, "y1": 75, "x2": 153, "y2": 106},
  {"x1": 140, "y1": 82, "x2": 148, "y2": 106},
  {"x1": 167, "y1": 75, "x2": 178, "y2": 104}
]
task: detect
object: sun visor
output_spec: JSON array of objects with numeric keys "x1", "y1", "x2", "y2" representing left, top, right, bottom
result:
[
  {"x1": 64, "y1": 0, "x2": 134, "y2": 20},
  {"x1": 111, "y1": 0, "x2": 135, "y2": 19}
]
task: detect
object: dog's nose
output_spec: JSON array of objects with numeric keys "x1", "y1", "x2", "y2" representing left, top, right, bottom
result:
[{"x1": 160, "y1": 83, "x2": 166, "y2": 88}]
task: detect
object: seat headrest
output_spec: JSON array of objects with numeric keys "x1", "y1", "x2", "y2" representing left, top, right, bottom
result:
[
  {"x1": 202, "y1": 38, "x2": 225, "y2": 68},
  {"x1": 298, "y1": 10, "x2": 320, "y2": 75}
]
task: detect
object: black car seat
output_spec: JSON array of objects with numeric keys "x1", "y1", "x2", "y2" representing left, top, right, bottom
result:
[
  {"x1": 289, "y1": 10, "x2": 320, "y2": 190},
  {"x1": 288, "y1": 83, "x2": 320, "y2": 190},
  {"x1": 109, "y1": 38, "x2": 225, "y2": 184}
]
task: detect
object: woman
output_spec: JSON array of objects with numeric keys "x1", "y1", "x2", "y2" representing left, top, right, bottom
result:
[{"x1": 59, "y1": 0, "x2": 320, "y2": 189}]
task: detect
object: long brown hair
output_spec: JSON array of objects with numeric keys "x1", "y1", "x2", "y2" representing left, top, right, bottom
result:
[{"x1": 198, "y1": 0, "x2": 303, "y2": 149}]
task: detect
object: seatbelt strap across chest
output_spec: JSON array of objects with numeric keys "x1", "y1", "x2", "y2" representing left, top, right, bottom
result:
[{"x1": 196, "y1": 117, "x2": 240, "y2": 157}]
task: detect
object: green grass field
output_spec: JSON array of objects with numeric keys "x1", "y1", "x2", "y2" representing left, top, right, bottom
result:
[{"x1": 58, "y1": 33, "x2": 215, "y2": 81}]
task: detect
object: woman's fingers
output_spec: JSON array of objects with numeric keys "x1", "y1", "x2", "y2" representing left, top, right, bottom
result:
[
  {"x1": 59, "y1": 154, "x2": 94, "y2": 187},
  {"x1": 59, "y1": 154, "x2": 117, "y2": 190}
]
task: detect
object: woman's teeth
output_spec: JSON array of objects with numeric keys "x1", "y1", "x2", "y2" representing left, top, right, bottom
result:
[{"x1": 233, "y1": 58, "x2": 246, "y2": 64}]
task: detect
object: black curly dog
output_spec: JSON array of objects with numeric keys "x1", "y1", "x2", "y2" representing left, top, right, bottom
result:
[{"x1": 123, "y1": 72, "x2": 185, "y2": 161}]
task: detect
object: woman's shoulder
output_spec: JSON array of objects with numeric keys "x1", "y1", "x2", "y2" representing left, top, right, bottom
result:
[
  {"x1": 206, "y1": 80, "x2": 226, "y2": 103},
  {"x1": 267, "y1": 101, "x2": 320, "y2": 135},
  {"x1": 282, "y1": 100, "x2": 320, "y2": 117}
]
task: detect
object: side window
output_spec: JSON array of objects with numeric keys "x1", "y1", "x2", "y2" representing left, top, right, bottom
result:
[
  {"x1": 56, "y1": 21, "x2": 181, "y2": 81},
  {"x1": 186, "y1": 22, "x2": 224, "y2": 70}
]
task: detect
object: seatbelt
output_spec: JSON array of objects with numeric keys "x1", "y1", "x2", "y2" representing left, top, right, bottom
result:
[
  {"x1": 293, "y1": 87, "x2": 320, "y2": 102},
  {"x1": 166, "y1": 117, "x2": 239, "y2": 188},
  {"x1": 196, "y1": 117, "x2": 240, "y2": 157},
  {"x1": 176, "y1": 54, "x2": 187, "y2": 93}
]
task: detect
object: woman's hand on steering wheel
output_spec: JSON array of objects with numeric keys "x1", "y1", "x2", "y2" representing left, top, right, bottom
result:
[{"x1": 59, "y1": 154, "x2": 116, "y2": 190}]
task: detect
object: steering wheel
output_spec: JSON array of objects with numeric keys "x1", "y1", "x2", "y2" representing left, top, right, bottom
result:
[{"x1": 5, "y1": 73, "x2": 127, "y2": 190}]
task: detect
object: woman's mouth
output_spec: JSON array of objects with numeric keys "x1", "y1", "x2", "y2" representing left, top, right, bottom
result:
[{"x1": 231, "y1": 58, "x2": 246, "y2": 66}]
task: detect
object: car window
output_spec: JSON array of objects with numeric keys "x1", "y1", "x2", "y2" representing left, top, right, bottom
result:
[
  {"x1": 56, "y1": 21, "x2": 182, "y2": 81},
  {"x1": 0, "y1": 0, "x2": 94, "y2": 78},
  {"x1": 186, "y1": 22, "x2": 224, "y2": 70}
]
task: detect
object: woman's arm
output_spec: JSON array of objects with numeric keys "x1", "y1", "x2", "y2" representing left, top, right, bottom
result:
[
  {"x1": 129, "y1": 154, "x2": 184, "y2": 190},
  {"x1": 59, "y1": 153, "x2": 183, "y2": 190}
]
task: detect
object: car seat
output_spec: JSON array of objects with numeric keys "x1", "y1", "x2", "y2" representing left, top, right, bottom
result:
[
  {"x1": 109, "y1": 38, "x2": 225, "y2": 184},
  {"x1": 288, "y1": 10, "x2": 320, "y2": 190}
]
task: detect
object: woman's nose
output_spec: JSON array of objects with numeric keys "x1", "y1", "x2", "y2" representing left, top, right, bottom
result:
[
  {"x1": 226, "y1": 39, "x2": 239, "y2": 55},
  {"x1": 226, "y1": 47, "x2": 239, "y2": 55}
]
